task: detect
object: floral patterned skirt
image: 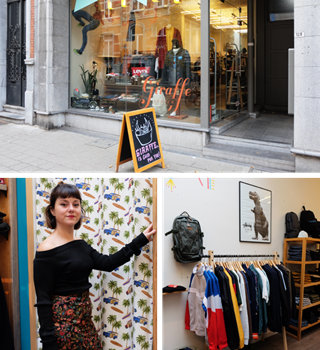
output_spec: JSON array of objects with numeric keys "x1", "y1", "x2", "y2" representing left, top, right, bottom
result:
[{"x1": 52, "y1": 290, "x2": 102, "y2": 350}]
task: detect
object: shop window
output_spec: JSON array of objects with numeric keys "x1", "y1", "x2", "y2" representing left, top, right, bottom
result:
[
  {"x1": 269, "y1": 0, "x2": 294, "y2": 21},
  {"x1": 70, "y1": 0, "x2": 202, "y2": 124}
]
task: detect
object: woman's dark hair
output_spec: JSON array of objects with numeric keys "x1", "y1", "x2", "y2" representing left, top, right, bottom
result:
[{"x1": 45, "y1": 182, "x2": 84, "y2": 230}]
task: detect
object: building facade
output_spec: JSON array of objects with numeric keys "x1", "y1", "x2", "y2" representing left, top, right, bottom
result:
[{"x1": 1, "y1": 0, "x2": 319, "y2": 171}]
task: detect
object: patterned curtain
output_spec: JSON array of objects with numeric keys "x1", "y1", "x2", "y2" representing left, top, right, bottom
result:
[{"x1": 35, "y1": 177, "x2": 154, "y2": 350}]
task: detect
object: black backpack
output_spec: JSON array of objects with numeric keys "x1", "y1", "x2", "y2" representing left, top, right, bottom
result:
[
  {"x1": 285, "y1": 212, "x2": 300, "y2": 238},
  {"x1": 300, "y1": 206, "x2": 318, "y2": 238},
  {"x1": 165, "y1": 211, "x2": 205, "y2": 263}
]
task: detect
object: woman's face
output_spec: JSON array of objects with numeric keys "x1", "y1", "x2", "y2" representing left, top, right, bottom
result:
[{"x1": 50, "y1": 196, "x2": 82, "y2": 228}]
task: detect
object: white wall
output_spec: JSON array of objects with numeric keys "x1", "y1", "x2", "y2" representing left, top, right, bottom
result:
[{"x1": 162, "y1": 177, "x2": 320, "y2": 350}]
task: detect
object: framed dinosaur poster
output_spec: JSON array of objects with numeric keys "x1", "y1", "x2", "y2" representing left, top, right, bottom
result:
[{"x1": 239, "y1": 182, "x2": 272, "y2": 243}]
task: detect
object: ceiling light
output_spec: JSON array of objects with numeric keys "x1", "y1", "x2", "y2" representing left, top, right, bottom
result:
[
  {"x1": 215, "y1": 24, "x2": 242, "y2": 29},
  {"x1": 234, "y1": 29, "x2": 248, "y2": 33}
]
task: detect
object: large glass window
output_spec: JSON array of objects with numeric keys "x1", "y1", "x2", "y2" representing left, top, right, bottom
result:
[
  {"x1": 269, "y1": 0, "x2": 294, "y2": 21},
  {"x1": 70, "y1": 0, "x2": 202, "y2": 125},
  {"x1": 209, "y1": 0, "x2": 248, "y2": 122}
]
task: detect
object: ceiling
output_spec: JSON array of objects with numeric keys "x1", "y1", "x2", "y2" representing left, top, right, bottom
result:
[{"x1": 180, "y1": 0, "x2": 248, "y2": 30}]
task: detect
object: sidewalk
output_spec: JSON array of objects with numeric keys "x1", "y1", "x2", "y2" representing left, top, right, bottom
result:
[{"x1": 0, "y1": 121, "x2": 269, "y2": 173}]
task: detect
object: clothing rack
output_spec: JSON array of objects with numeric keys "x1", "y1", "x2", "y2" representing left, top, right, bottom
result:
[{"x1": 200, "y1": 250, "x2": 288, "y2": 350}]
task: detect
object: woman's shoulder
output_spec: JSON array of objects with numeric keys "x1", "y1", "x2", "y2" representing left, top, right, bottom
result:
[
  {"x1": 36, "y1": 237, "x2": 85, "y2": 254},
  {"x1": 37, "y1": 238, "x2": 57, "y2": 252}
]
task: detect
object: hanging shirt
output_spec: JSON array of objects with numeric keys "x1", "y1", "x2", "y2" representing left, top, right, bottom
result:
[
  {"x1": 202, "y1": 269, "x2": 228, "y2": 350},
  {"x1": 236, "y1": 271, "x2": 249, "y2": 346},
  {"x1": 242, "y1": 264, "x2": 259, "y2": 339},
  {"x1": 185, "y1": 271, "x2": 195, "y2": 330},
  {"x1": 262, "y1": 264, "x2": 282, "y2": 333},
  {"x1": 224, "y1": 268, "x2": 244, "y2": 349},
  {"x1": 215, "y1": 266, "x2": 240, "y2": 350},
  {"x1": 260, "y1": 268, "x2": 270, "y2": 303},
  {"x1": 165, "y1": 26, "x2": 174, "y2": 51},
  {"x1": 250, "y1": 265, "x2": 267, "y2": 335},
  {"x1": 241, "y1": 271, "x2": 253, "y2": 344},
  {"x1": 187, "y1": 264, "x2": 207, "y2": 336}
]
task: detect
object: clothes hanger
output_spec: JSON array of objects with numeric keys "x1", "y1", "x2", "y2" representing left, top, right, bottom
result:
[
  {"x1": 197, "y1": 262, "x2": 203, "y2": 271},
  {"x1": 238, "y1": 260, "x2": 244, "y2": 272}
]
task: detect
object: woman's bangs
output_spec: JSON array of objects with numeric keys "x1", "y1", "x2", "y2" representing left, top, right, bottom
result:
[{"x1": 57, "y1": 185, "x2": 81, "y2": 201}]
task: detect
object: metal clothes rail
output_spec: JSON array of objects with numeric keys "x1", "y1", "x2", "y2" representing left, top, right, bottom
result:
[{"x1": 200, "y1": 250, "x2": 288, "y2": 350}]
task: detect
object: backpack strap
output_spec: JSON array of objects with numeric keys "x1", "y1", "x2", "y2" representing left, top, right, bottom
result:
[{"x1": 165, "y1": 229, "x2": 178, "y2": 236}]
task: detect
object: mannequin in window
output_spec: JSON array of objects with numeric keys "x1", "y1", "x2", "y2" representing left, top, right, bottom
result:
[
  {"x1": 161, "y1": 39, "x2": 191, "y2": 87},
  {"x1": 90, "y1": 61, "x2": 99, "y2": 96},
  {"x1": 155, "y1": 25, "x2": 182, "y2": 78},
  {"x1": 72, "y1": 2, "x2": 104, "y2": 55}
]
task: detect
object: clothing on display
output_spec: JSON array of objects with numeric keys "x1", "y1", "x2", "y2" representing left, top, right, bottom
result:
[
  {"x1": 72, "y1": 10, "x2": 100, "y2": 54},
  {"x1": 304, "y1": 308, "x2": 319, "y2": 324},
  {"x1": 34, "y1": 233, "x2": 148, "y2": 350},
  {"x1": 310, "y1": 250, "x2": 320, "y2": 261},
  {"x1": 290, "y1": 318, "x2": 309, "y2": 328},
  {"x1": 155, "y1": 26, "x2": 182, "y2": 71},
  {"x1": 308, "y1": 292, "x2": 320, "y2": 303},
  {"x1": 0, "y1": 277, "x2": 15, "y2": 350},
  {"x1": 122, "y1": 54, "x2": 156, "y2": 77},
  {"x1": 163, "y1": 285, "x2": 186, "y2": 293},
  {"x1": 0, "y1": 211, "x2": 10, "y2": 240},
  {"x1": 152, "y1": 89, "x2": 167, "y2": 116},
  {"x1": 161, "y1": 45, "x2": 191, "y2": 87},
  {"x1": 287, "y1": 246, "x2": 312, "y2": 261},
  {"x1": 185, "y1": 259, "x2": 293, "y2": 350},
  {"x1": 292, "y1": 271, "x2": 312, "y2": 284}
]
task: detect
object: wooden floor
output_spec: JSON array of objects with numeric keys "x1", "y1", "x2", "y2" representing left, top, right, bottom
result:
[{"x1": 247, "y1": 324, "x2": 320, "y2": 350}]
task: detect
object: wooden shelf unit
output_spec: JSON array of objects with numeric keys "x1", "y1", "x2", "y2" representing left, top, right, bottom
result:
[
  {"x1": 163, "y1": 290, "x2": 187, "y2": 296},
  {"x1": 283, "y1": 238, "x2": 320, "y2": 341}
]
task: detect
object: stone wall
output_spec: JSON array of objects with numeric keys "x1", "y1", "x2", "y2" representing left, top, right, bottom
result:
[{"x1": 294, "y1": 0, "x2": 320, "y2": 171}]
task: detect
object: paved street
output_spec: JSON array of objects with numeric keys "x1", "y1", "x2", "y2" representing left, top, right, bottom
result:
[{"x1": 0, "y1": 121, "x2": 268, "y2": 173}]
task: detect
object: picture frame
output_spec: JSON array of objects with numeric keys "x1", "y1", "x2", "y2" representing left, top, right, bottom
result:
[{"x1": 239, "y1": 182, "x2": 272, "y2": 243}]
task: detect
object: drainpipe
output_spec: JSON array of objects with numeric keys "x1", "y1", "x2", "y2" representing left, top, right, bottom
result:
[{"x1": 248, "y1": 0, "x2": 256, "y2": 117}]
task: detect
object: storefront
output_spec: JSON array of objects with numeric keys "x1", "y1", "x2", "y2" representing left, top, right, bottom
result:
[
  {"x1": 69, "y1": 0, "x2": 248, "y2": 126},
  {"x1": 0, "y1": 177, "x2": 157, "y2": 350},
  {"x1": 2, "y1": 0, "x2": 320, "y2": 171},
  {"x1": 0, "y1": 0, "x2": 251, "y2": 152}
]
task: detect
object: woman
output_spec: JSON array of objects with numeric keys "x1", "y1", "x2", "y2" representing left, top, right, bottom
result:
[{"x1": 34, "y1": 182, "x2": 155, "y2": 350}]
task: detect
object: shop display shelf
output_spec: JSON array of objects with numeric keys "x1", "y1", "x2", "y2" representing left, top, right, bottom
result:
[
  {"x1": 163, "y1": 290, "x2": 188, "y2": 296},
  {"x1": 295, "y1": 299, "x2": 320, "y2": 310},
  {"x1": 284, "y1": 260, "x2": 320, "y2": 265},
  {"x1": 295, "y1": 281, "x2": 320, "y2": 288},
  {"x1": 284, "y1": 237, "x2": 320, "y2": 341},
  {"x1": 289, "y1": 319, "x2": 320, "y2": 332}
]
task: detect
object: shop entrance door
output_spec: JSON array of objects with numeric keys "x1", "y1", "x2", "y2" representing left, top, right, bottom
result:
[
  {"x1": 209, "y1": 0, "x2": 248, "y2": 122},
  {"x1": 6, "y1": 0, "x2": 26, "y2": 107},
  {"x1": 265, "y1": 20, "x2": 294, "y2": 111}
]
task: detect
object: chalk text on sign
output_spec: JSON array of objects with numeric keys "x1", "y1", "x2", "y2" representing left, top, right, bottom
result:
[{"x1": 135, "y1": 141, "x2": 159, "y2": 163}]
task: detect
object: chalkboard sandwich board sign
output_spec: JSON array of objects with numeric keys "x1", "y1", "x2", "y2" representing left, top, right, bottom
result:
[{"x1": 116, "y1": 108, "x2": 165, "y2": 173}]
